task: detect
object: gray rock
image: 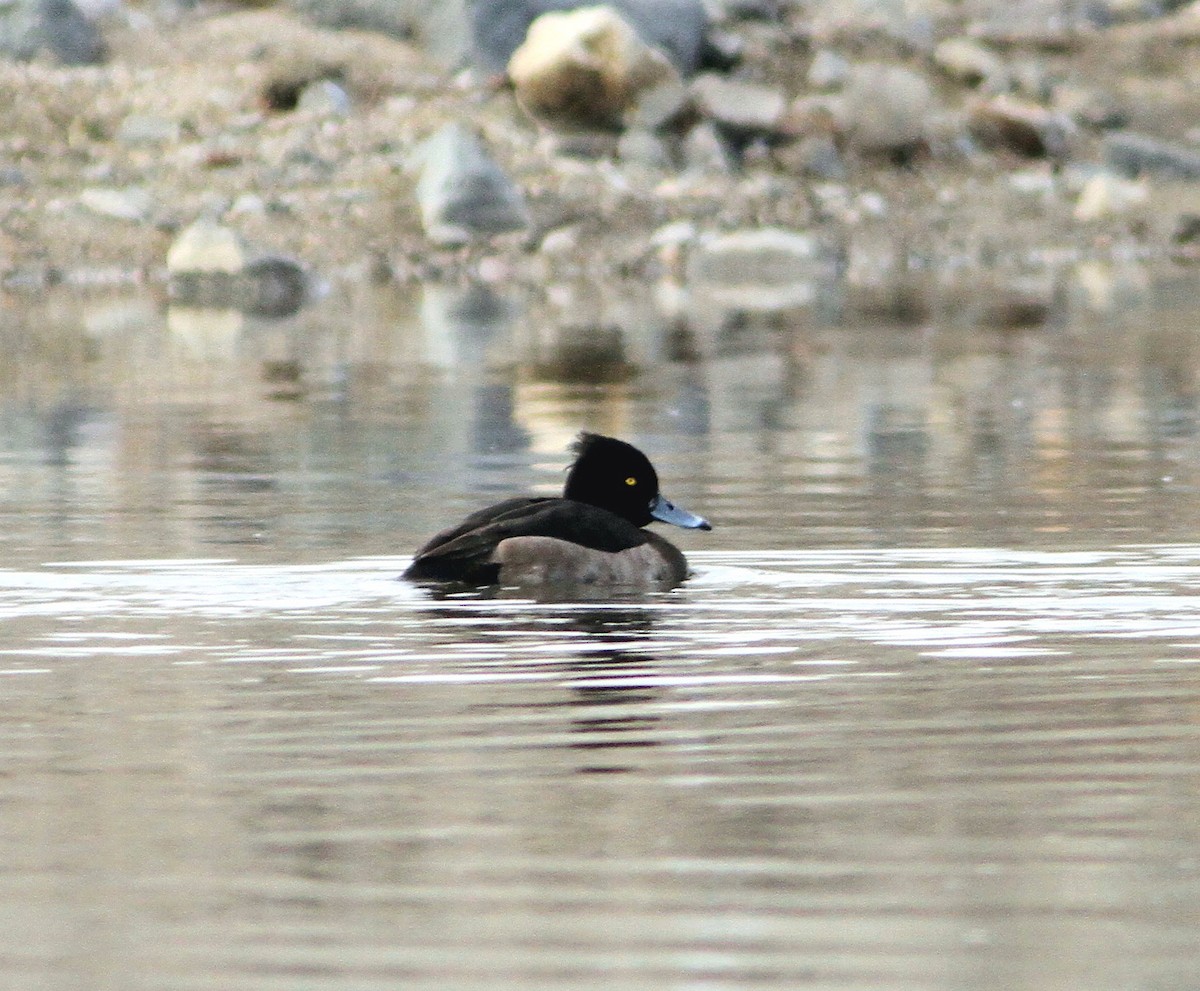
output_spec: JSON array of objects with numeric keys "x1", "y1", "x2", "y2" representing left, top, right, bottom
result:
[
  {"x1": 0, "y1": 0, "x2": 105, "y2": 64},
  {"x1": 690, "y1": 72, "x2": 787, "y2": 136},
  {"x1": 117, "y1": 115, "x2": 181, "y2": 146},
  {"x1": 617, "y1": 128, "x2": 673, "y2": 168},
  {"x1": 287, "y1": 0, "x2": 472, "y2": 65},
  {"x1": 414, "y1": 123, "x2": 530, "y2": 246},
  {"x1": 775, "y1": 134, "x2": 846, "y2": 181},
  {"x1": 297, "y1": 78, "x2": 352, "y2": 117},
  {"x1": 682, "y1": 120, "x2": 735, "y2": 173},
  {"x1": 1105, "y1": 131, "x2": 1200, "y2": 180},
  {"x1": 837, "y1": 64, "x2": 935, "y2": 158},
  {"x1": 472, "y1": 0, "x2": 712, "y2": 77},
  {"x1": 806, "y1": 49, "x2": 850, "y2": 91}
]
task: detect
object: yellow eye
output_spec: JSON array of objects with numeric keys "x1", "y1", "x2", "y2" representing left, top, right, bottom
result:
[{"x1": 625, "y1": 476, "x2": 637, "y2": 486}]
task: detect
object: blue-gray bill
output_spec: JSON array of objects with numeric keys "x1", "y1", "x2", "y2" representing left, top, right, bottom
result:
[{"x1": 649, "y1": 494, "x2": 712, "y2": 531}]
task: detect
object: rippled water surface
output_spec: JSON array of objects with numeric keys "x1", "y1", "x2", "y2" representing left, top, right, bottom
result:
[{"x1": 4, "y1": 271, "x2": 1200, "y2": 989}]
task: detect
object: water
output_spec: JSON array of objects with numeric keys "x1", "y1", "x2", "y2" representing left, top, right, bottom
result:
[{"x1": 3, "y1": 268, "x2": 1200, "y2": 989}]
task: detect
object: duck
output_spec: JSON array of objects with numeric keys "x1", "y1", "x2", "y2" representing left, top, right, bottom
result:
[{"x1": 404, "y1": 432, "x2": 711, "y2": 588}]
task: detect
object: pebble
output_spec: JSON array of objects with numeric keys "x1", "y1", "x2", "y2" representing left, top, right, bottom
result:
[
  {"x1": 933, "y1": 37, "x2": 1006, "y2": 88},
  {"x1": 1104, "y1": 131, "x2": 1200, "y2": 180},
  {"x1": 297, "y1": 79, "x2": 352, "y2": 117},
  {"x1": 117, "y1": 115, "x2": 182, "y2": 146},
  {"x1": 79, "y1": 187, "x2": 154, "y2": 223},
  {"x1": 806, "y1": 49, "x2": 851, "y2": 90},
  {"x1": 1073, "y1": 172, "x2": 1148, "y2": 221},
  {"x1": 837, "y1": 64, "x2": 936, "y2": 157},
  {"x1": 968, "y1": 95, "x2": 1074, "y2": 158},
  {"x1": 690, "y1": 73, "x2": 787, "y2": 136}
]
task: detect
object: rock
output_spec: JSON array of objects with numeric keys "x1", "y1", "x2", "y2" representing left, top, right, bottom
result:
[
  {"x1": 286, "y1": 0, "x2": 473, "y2": 64},
  {"x1": 681, "y1": 120, "x2": 735, "y2": 172},
  {"x1": 933, "y1": 37, "x2": 1006, "y2": 88},
  {"x1": 690, "y1": 72, "x2": 787, "y2": 137},
  {"x1": 297, "y1": 78, "x2": 351, "y2": 116},
  {"x1": 967, "y1": 95, "x2": 1074, "y2": 158},
  {"x1": 1171, "y1": 213, "x2": 1200, "y2": 260},
  {"x1": 617, "y1": 128, "x2": 672, "y2": 167},
  {"x1": 78, "y1": 187, "x2": 154, "y2": 223},
  {"x1": 472, "y1": 0, "x2": 713, "y2": 77},
  {"x1": 167, "y1": 219, "x2": 250, "y2": 274},
  {"x1": 774, "y1": 134, "x2": 846, "y2": 180},
  {"x1": 836, "y1": 64, "x2": 935, "y2": 159},
  {"x1": 413, "y1": 123, "x2": 530, "y2": 246},
  {"x1": 167, "y1": 221, "x2": 311, "y2": 318},
  {"x1": 1104, "y1": 131, "x2": 1200, "y2": 180},
  {"x1": 0, "y1": 0, "x2": 105, "y2": 64},
  {"x1": 1073, "y1": 172, "x2": 1148, "y2": 221},
  {"x1": 806, "y1": 49, "x2": 850, "y2": 90},
  {"x1": 508, "y1": 6, "x2": 681, "y2": 131},
  {"x1": 116, "y1": 115, "x2": 182, "y2": 146},
  {"x1": 236, "y1": 256, "x2": 312, "y2": 318}
]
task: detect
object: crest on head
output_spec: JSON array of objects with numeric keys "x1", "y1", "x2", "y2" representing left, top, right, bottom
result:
[{"x1": 564, "y1": 432, "x2": 659, "y2": 524}]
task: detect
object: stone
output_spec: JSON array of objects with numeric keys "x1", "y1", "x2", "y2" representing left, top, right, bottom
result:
[
  {"x1": 836, "y1": 64, "x2": 935, "y2": 158},
  {"x1": 681, "y1": 120, "x2": 735, "y2": 173},
  {"x1": 775, "y1": 134, "x2": 846, "y2": 180},
  {"x1": 286, "y1": 0, "x2": 473, "y2": 65},
  {"x1": 413, "y1": 123, "x2": 530, "y2": 246},
  {"x1": 297, "y1": 78, "x2": 351, "y2": 116},
  {"x1": 508, "y1": 6, "x2": 681, "y2": 131},
  {"x1": 116, "y1": 115, "x2": 182, "y2": 146},
  {"x1": 79, "y1": 187, "x2": 154, "y2": 223},
  {"x1": 1073, "y1": 172, "x2": 1147, "y2": 221},
  {"x1": 167, "y1": 221, "x2": 311, "y2": 318},
  {"x1": 1105, "y1": 131, "x2": 1200, "y2": 180},
  {"x1": 933, "y1": 37, "x2": 1006, "y2": 88},
  {"x1": 806, "y1": 49, "x2": 850, "y2": 90},
  {"x1": 0, "y1": 0, "x2": 105, "y2": 64},
  {"x1": 167, "y1": 219, "x2": 250, "y2": 274},
  {"x1": 967, "y1": 95, "x2": 1073, "y2": 158},
  {"x1": 617, "y1": 128, "x2": 672, "y2": 167},
  {"x1": 472, "y1": 0, "x2": 712, "y2": 77},
  {"x1": 690, "y1": 73, "x2": 787, "y2": 137}
]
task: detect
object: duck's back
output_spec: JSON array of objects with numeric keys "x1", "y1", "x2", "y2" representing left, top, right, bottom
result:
[{"x1": 404, "y1": 497, "x2": 685, "y2": 587}]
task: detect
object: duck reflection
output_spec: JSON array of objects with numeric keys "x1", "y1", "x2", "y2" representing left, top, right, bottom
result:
[{"x1": 419, "y1": 599, "x2": 665, "y2": 773}]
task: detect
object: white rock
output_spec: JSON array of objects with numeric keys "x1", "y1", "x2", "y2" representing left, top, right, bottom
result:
[
  {"x1": 837, "y1": 64, "x2": 936, "y2": 155},
  {"x1": 166, "y1": 219, "x2": 249, "y2": 274},
  {"x1": 79, "y1": 187, "x2": 154, "y2": 223},
  {"x1": 508, "y1": 5, "x2": 681, "y2": 130},
  {"x1": 1074, "y1": 172, "x2": 1148, "y2": 222}
]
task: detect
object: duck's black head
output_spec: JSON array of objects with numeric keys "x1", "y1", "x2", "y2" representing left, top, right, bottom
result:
[{"x1": 564, "y1": 433, "x2": 711, "y2": 531}]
